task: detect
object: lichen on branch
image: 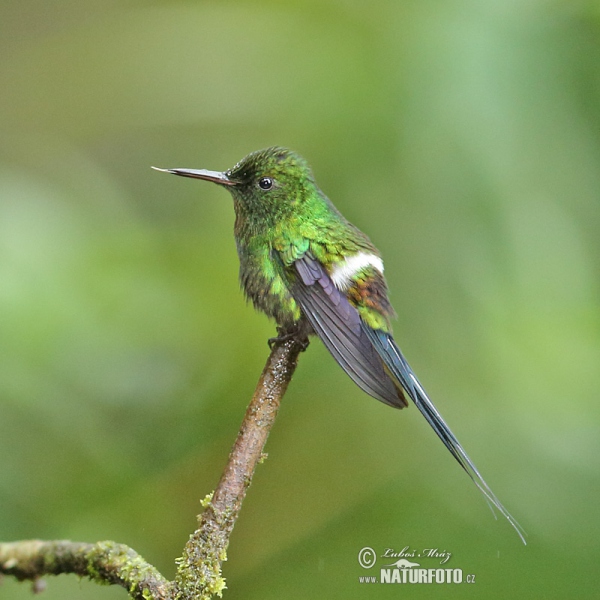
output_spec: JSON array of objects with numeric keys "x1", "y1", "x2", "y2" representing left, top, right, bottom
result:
[
  {"x1": 0, "y1": 540, "x2": 170, "y2": 599},
  {"x1": 0, "y1": 334, "x2": 306, "y2": 599},
  {"x1": 174, "y1": 335, "x2": 306, "y2": 599}
]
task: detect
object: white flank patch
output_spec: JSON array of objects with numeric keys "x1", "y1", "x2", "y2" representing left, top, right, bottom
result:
[{"x1": 330, "y1": 251, "x2": 384, "y2": 290}]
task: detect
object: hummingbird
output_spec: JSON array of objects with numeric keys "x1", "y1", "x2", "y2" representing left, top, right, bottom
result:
[{"x1": 153, "y1": 146, "x2": 525, "y2": 543}]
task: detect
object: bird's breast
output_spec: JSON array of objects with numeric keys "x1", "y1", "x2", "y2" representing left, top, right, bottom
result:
[{"x1": 236, "y1": 242, "x2": 300, "y2": 327}]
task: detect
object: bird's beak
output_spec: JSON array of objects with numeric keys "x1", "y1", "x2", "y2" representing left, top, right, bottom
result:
[{"x1": 151, "y1": 166, "x2": 236, "y2": 186}]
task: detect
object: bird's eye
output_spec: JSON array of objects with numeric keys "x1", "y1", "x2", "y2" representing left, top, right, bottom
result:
[{"x1": 258, "y1": 177, "x2": 273, "y2": 190}]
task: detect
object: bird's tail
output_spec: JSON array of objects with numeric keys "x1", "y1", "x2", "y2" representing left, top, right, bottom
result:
[{"x1": 364, "y1": 325, "x2": 527, "y2": 544}]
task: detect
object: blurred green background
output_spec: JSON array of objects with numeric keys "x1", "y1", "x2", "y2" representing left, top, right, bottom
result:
[{"x1": 1, "y1": 0, "x2": 599, "y2": 598}]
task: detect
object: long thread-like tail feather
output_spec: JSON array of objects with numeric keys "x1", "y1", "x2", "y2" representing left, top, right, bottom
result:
[{"x1": 364, "y1": 326, "x2": 527, "y2": 544}]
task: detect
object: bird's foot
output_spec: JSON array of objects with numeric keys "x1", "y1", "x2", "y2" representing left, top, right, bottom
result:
[{"x1": 268, "y1": 326, "x2": 310, "y2": 351}]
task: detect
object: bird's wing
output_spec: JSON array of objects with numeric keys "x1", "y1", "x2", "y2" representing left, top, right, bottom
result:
[
  {"x1": 290, "y1": 254, "x2": 406, "y2": 408},
  {"x1": 363, "y1": 326, "x2": 526, "y2": 543}
]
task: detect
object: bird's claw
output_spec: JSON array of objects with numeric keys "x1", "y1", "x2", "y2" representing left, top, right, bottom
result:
[{"x1": 268, "y1": 327, "x2": 310, "y2": 351}]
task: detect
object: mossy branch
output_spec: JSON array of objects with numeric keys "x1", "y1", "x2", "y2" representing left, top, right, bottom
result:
[
  {"x1": 174, "y1": 334, "x2": 305, "y2": 598},
  {"x1": 0, "y1": 334, "x2": 306, "y2": 599},
  {"x1": 0, "y1": 540, "x2": 170, "y2": 599}
]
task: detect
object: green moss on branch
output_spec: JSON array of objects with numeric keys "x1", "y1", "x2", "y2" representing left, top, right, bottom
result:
[{"x1": 0, "y1": 540, "x2": 171, "y2": 599}]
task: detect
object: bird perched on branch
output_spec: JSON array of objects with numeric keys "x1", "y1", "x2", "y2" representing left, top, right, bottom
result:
[{"x1": 153, "y1": 146, "x2": 525, "y2": 543}]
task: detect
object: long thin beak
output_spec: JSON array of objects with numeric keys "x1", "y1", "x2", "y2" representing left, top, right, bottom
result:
[{"x1": 151, "y1": 166, "x2": 236, "y2": 186}]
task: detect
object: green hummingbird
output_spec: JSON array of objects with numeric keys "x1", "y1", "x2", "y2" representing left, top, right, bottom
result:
[{"x1": 153, "y1": 146, "x2": 525, "y2": 543}]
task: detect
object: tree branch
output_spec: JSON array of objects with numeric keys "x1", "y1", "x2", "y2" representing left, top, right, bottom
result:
[
  {"x1": 0, "y1": 334, "x2": 306, "y2": 599},
  {"x1": 0, "y1": 540, "x2": 171, "y2": 599},
  {"x1": 174, "y1": 334, "x2": 306, "y2": 599}
]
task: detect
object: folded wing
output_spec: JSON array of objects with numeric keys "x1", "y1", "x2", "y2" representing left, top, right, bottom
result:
[{"x1": 291, "y1": 255, "x2": 406, "y2": 408}]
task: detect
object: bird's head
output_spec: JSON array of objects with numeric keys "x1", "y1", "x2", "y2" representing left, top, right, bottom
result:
[{"x1": 153, "y1": 147, "x2": 318, "y2": 225}]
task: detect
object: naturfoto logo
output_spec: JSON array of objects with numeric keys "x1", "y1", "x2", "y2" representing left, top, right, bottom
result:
[{"x1": 358, "y1": 546, "x2": 476, "y2": 585}]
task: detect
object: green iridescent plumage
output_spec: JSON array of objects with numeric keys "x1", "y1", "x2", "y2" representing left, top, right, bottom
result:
[
  {"x1": 153, "y1": 146, "x2": 526, "y2": 544},
  {"x1": 224, "y1": 147, "x2": 391, "y2": 331}
]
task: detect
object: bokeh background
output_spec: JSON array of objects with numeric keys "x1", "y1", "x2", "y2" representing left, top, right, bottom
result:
[{"x1": 1, "y1": 1, "x2": 599, "y2": 598}]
